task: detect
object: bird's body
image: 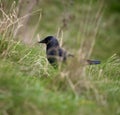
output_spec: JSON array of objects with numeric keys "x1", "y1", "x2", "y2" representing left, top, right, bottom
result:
[
  {"x1": 46, "y1": 46, "x2": 67, "y2": 65},
  {"x1": 38, "y1": 36, "x2": 101, "y2": 67}
]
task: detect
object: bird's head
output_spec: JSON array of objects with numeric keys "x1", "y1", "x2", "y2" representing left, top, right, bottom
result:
[{"x1": 38, "y1": 36, "x2": 59, "y2": 47}]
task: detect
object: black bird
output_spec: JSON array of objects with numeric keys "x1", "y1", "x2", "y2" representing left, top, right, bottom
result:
[
  {"x1": 38, "y1": 36, "x2": 100, "y2": 66},
  {"x1": 38, "y1": 36, "x2": 67, "y2": 67}
]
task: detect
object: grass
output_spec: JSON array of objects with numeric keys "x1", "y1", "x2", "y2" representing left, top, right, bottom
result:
[
  {"x1": 0, "y1": 37, "x2": 120, "y2": 115},
  {"x1": 0, "y1": 0, "x2": 120, "y2": 115}
]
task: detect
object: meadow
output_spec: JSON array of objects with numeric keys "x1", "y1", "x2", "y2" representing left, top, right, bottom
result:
[{"x1": 0, "y1": 0, "x2": 120, "y2": 115}]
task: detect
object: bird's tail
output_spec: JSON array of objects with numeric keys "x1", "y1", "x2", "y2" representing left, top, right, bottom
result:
[{"x1": 86, "y1": 59, "x2": 101, "y2": 65}]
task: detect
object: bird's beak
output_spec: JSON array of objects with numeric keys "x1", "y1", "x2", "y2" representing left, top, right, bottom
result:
[{"x1": 38, "y1": 39, "x2": 45, "y2": 43}]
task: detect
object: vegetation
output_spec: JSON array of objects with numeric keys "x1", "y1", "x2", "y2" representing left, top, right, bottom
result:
[{"x1": 0, "y1": 0, "x2": 120, "y2": 115}]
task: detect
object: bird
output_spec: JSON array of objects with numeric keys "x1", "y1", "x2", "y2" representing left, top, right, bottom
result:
[
  {"x1": 38, "y1": 36, "x2": 68, "y2": 67},
  {"x1": 38, "y1": 36, "x2": 100, "y2": 67}
]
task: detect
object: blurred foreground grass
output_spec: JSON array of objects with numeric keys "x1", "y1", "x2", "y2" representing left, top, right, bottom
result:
[{"x1": 0, "y1": 38, "x2": 120, "y2": 115}]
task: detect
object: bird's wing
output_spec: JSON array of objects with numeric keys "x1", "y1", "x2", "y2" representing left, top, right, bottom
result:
[{"x1": 58, "y1": 48, "x2": 67, "y2": 61}]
